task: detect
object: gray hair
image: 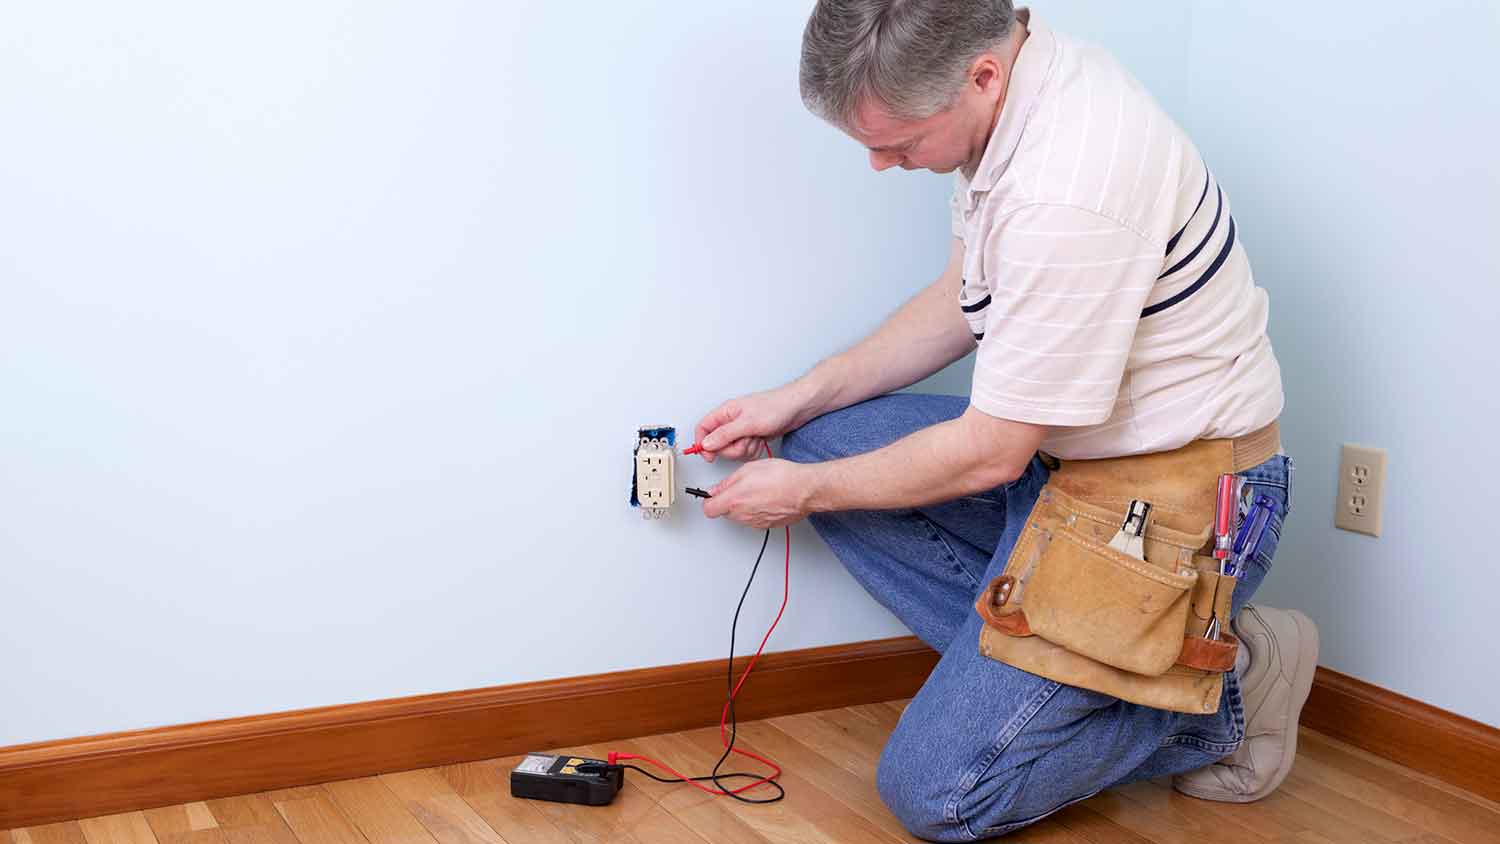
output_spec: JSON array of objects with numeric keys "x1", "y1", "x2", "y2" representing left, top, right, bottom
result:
[{"x1": 800, "y1": 0, "x2": 1017, "y2": 129}]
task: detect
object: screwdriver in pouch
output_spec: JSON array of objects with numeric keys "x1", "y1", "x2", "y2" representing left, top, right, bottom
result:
[
  {"x1": 1212, "y1": 474, "x2": 1237, "y2": 567},
  {"x1": 1205, "y1": 474, "x2": 1238, "y2": 641},
  {"x1": 1205, "y1": 489, "x2": 1276, "y2": 640},
  {"x1": 1226, "y1": 494, "x2": 1276, "y2": 579}
]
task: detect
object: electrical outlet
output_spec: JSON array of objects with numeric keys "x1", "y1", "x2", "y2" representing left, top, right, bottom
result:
[
  {"x1": 633, "y1": 427, "x2": 676, "y2": 520},
  {"x1": 1335, "y1": 444, "x2": 1386, "y2": 537}
]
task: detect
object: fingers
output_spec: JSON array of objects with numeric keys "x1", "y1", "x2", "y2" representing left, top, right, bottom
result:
[
  {"x1": 701, "y1": 466, "x2": 747, "y2": 519},
  {"x1": 709, "y1": 468, "x2": 744, "y2": 498},
  {"x1": 701, "y1": 472, "x2": 742, "y2": 518},
  {"x1": 695, "y1": 403, "x2": 740, "y2": 448},
  {"x1": 716, "y1": 437, "x2": 765, "y2": 463},
  {"x1": 694, "y1": 404, "x2": 769, "y2": 464},
  {"x1": 702, "y1": 494, "x2": 729, "y2": 519},
  {"x1": 702, "y1": 419, "x2": 757, "y2": 455},
  {"x1": 695, "y1": 403, "x2": 744, "y2": 463},
  {"x1": 698, "y1": 468, "x2": 797, "y2": 530}
]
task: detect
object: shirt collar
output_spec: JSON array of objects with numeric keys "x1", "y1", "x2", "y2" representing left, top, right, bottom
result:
[{"x1": 962, "y1": 8, "x2": 1058, "y2": 197}]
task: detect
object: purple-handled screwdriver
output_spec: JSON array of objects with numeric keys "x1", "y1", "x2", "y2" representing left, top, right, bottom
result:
[{"x1": 1226, "y1": 494, "x2": 1276, "y2": 578}]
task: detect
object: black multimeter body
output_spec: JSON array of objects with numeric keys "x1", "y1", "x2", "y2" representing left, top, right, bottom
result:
[{"x1": 510, "y1": 753, "x2": 624, "y2": 806}]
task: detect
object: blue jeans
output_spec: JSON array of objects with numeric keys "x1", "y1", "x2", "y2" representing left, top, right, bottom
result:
[{"x1": 781, "y1": 394, "x2": 1293, "y2": 841}]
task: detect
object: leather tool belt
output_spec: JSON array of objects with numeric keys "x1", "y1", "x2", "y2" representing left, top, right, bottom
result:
[{"x1": 974, "y1": 420, "x2": 1282, "y2": 715}]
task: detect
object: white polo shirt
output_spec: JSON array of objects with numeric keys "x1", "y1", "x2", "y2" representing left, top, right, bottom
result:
[{"x1": 953, "y1": 9, "x2": 1283, "y2": 460}]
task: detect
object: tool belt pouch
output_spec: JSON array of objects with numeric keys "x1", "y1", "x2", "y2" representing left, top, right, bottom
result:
[{"x1": 975, "y1": 437, "x2": 1247, "y2": 715}]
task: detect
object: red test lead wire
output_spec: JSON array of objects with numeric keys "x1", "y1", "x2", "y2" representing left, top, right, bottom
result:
[{"x1": 611, "y1": 441, "x2": 788, "y2": 799}]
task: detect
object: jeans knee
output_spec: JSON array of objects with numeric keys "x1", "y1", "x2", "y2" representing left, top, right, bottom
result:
[
  {"x1": 779, "y1": 405, "x2": 853, "y2": 463},
  {"x1": 782, "y1": 393, "x2": 970, "y2": 466},
  {"x1": 778, "y1": 423, "x2": 818, "y2": 464},
  {"x1": 877, "y1": 721, "x2": 1045, "y2": 841},
  {"x1": 876, "y1": 730, "x2": 958, "y2": 841}
]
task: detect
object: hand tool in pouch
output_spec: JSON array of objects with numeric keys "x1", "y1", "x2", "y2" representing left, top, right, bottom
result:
[
  {"x1": 1212, "y1": 474, "x2": 1236, "y2": 565},
  {"x1": 1204, "y1": 474, "x2": 1238, "y2": 640},
  {"x1": 1204, "y1": 477, "x2": 1281, "y2": 641},
  {"x1": 1227, "y1": 493, "x2": 1277, "y2": 578},
  {"x1": 1107, "y1": 500, "x2": 1153, "y2": 559}
]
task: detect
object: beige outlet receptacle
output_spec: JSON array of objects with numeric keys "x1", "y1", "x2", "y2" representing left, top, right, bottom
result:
[
  {"x1": 634, "y1": 434, "x2": 676, "y2": 519},
  {"x1": 1335, "y1": 444, "x2": 1387, "y2": 537}
]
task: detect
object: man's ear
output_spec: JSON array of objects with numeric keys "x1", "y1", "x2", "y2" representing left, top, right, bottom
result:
[{"x1": 970, "y1": 54, "x2": 1007, "y2": 97}]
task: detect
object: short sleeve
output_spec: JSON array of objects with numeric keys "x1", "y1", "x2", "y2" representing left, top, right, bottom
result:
[{"x1": 969, "y1": 204, "x2": 1161, "y2": 426}]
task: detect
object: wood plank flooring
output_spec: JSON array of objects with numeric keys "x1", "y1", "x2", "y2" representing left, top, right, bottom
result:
[{"x1": 8, "y1": 699, "x2": 1498, "y2": 844}]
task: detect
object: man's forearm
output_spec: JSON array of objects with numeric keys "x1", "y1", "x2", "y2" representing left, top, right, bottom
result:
[
  {"x1": 787, "y1": 241, "x2": 974, "y2": 428},
  {"x1": 799, "y1": 409, "x2": 1046, "y2": 512}
]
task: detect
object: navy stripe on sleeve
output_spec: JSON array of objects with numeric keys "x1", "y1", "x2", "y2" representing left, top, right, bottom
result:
[
  {"x1": 960, "y1": 294, "x2": 992, "y2": 313},
  {"x1": 1164, "y1": 169, "x2": 1211, "y2": 257},
  {"x1": 1142, "y1": 216, "x2": 1237, "y2": 318},
  {"x1": 1160, "y1": 185, "x2": 1223, "y2": 280}
]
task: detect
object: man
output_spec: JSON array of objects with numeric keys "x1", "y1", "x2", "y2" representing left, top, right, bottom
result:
[{"x1": 692, "y1": 1, "x2": 1317, "y2": 840}]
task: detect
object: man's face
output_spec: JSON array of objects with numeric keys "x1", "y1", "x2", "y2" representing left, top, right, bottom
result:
[{"x1": 845, "y1": 55, "x2": 1008, "y2": 176}]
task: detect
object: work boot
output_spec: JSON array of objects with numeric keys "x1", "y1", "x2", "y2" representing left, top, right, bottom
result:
[{"x1": 1173, "y1": 604, "x2": 1320, "y2": 802}]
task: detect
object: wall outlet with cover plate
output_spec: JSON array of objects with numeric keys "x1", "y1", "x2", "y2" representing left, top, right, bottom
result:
[
  {"x1": 631, "y1": 426, "x2": 677, "y2": 519},
  {"x1": 1335, "y1": 443, "x2": 1387, "y2": 537}
]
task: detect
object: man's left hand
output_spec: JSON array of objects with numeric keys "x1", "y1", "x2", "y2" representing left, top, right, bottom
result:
[{"x1": 701, "y1": 458, "x2": 813, "y2": 529}]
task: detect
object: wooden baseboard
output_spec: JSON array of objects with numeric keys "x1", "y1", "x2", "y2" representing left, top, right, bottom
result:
[
  {"x1": 5, "y1": 637, "x2": 1497, "y2": 829},
  {"x1": 1300, "y1": 665, "x2": 1500, "y2": 803},
  {"x1": 0, "y1": 636, "x2": 940, "y2": 828}
]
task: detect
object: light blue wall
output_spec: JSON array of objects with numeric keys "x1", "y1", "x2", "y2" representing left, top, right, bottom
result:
[
  {"x1": 0, "y1": 1, "x2": 1189, "y2": 747},
  {"x1": 0, "y1": 0, "x2": 951, "y2": 745},
  {"x1": 8, "y1": 1, "x2": 1482, "y2": 747},
  {"x1": 1174, "y1": 1, "x2": 1500, "y2": 725}
]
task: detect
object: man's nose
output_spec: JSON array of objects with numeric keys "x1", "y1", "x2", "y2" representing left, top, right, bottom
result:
[{"x1": 869, "y1": 150, "x2": 901, "y2": 171}]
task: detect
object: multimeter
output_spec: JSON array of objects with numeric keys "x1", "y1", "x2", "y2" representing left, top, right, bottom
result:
[{"x1": 510, "y1": 753, "x2": 624, "y2": 806}]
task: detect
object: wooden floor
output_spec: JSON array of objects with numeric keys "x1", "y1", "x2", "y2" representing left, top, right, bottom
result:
[{"x1": 7, "y1": 699, "x2": 1500, "y2": 844}]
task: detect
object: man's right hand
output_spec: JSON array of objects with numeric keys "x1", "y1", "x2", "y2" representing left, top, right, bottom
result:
[{"x1": 693, "y1": 386, "x2": 809, "y2": 463}]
